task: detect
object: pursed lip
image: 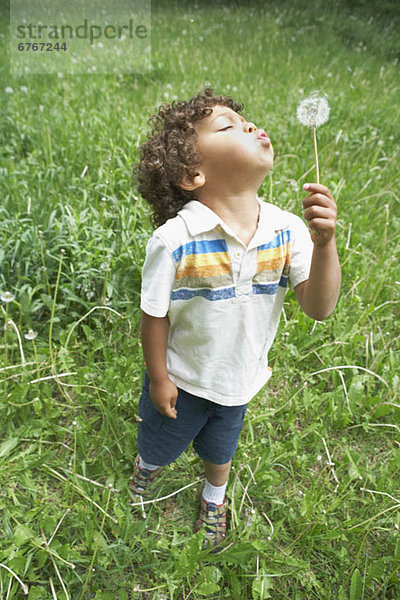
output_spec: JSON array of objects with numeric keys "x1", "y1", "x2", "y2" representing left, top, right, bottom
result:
[{"x1": 256, "y1": 129, "x2": 270, "y2": 143}]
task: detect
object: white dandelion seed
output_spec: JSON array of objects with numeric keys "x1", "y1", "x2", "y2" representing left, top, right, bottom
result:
[
  {"x1": 24, "y1": 329, "x2": 38, "y2": 341},
  {"x1": 0, "y1": 291, "x2": 15, "y2": 303},
  {"x1": 297, "y1": 93, "x2": 330, "y2": 128},
  {"x1": 296, "y1": 92, "x2": 330, "y2": 184}
]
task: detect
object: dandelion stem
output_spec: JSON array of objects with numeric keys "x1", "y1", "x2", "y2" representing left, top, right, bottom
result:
[
  {"x1": 3, "y1": 304, "x2": 9, "y2": 396},
  {"x1": 32, "y1": 339, "x2": 40, "y2": 379},
  {"x1": 41, "y1": 530, "x2": 69, "y2": 600},
  {"x1": 7, "y1": 319, "x2": 26, "y2": 366},
  {"x1": 129, "y1": 478, "x2": 204, "y2": 507},
  {"x1": 0, "y1": 563, "x2": 28, "y2": 595},
  {"x1": 39, "y1": 231, "x2": 51, "y2": 296},
  {"x1": 79, "y1": 486, "x2": 112, "y2": 600},
  {"x1": 49, "y1": 250, "x2": 64, "y2": 368},
  {"x1": 64, "y1": 305, "x2": 124, "y2": 350},
  {"x1": 312, "y1": 126, "x2": 320, "y2": 184}
]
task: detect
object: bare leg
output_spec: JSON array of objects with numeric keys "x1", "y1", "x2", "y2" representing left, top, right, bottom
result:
[{"x1": 203, "y1": 459, "x2": 232, "y2": 486}]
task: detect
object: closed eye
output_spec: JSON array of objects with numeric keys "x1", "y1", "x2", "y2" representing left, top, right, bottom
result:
[{"x1": 218, "y1": 125, "x2": 233, "y2": 131}]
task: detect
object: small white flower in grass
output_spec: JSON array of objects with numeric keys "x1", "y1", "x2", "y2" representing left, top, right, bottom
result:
[
  {"x1": 24, "y1": 329, "x2": 38, "y2": 340},
  {"x1": 1, "y1": 291, "x2": 15, "y2": 303},
  {"x1": 297, "y1": 92, "x2": 330, "y2": 184},
  {"x1": 5, "y1": 87, "x2": 14, "y2": 94}
]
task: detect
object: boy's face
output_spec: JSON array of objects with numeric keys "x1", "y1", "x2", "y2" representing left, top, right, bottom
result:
[{"x1": 187, "y1": 104, "x2": 274, "y2": 192}]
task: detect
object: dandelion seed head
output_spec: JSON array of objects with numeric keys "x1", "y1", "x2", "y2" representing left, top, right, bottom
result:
[
  {"x1": 1, "y1": 291, "x2": 15, "y2": 303},
  {"x1": 24, "y1": 329, "x2": 38, "y2": 340},
  {"x1": 297, "y1": 93, "x2": 330, "y2": 128}
]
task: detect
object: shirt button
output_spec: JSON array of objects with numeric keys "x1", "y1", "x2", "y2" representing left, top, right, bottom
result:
[{"x1": 236, "y1": 251, "x2": 241, "y2": 258}]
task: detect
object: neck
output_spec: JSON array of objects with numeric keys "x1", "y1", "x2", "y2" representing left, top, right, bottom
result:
[
  {"x1": 195, "y1": 189, "x2": 260, "y2": 230},
  {"x1": 195, "y1": 188, "x2": 261, "y2": 247}
]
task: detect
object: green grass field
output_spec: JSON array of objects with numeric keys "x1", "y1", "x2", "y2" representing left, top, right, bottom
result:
[{"x1": 1, "y1": 0, "x2": 399, "y2": 598}]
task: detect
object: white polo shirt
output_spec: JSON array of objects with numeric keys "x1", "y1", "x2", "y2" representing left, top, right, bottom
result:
[{"x1": 140, "y1": 197, "x2": 314, "y2": 406}]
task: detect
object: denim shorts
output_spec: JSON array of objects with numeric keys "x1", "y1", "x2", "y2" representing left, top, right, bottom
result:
[{"x1": 136, "y1": 371, "x2": 247, "y2": 466}]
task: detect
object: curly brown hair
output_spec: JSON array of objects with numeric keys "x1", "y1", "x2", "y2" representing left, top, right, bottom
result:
[{"x1": 133, "y1": 87, "x2": 244, "y2": 228}]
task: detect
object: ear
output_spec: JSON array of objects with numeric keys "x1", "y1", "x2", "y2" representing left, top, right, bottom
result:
[{"x1": 180, "y1": 171, "x2": 206, "y2": 191}]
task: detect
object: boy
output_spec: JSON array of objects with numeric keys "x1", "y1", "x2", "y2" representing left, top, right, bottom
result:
[{"x1": 131, "y1": 88, "x2": 341, "y2": 549}]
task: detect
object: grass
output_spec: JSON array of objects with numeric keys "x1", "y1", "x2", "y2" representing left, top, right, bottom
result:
[{"x1": 0, "y1": 0, "x2": 399, "y2": 598}]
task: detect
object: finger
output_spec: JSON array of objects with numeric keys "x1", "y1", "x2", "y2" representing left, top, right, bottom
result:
[
  {"x1": 303, "y1": 193, "x2": 336, "y2": 210},
  {"x1": 303, "y1": 205, "x2": 335, "y2": 222},
  {"x1": 307, "y1": 217, "x2": 336, "y2": 231},
  {"x1": 166, "y1": 406, "x2": 178, "y2": 419},
  {"x1": 157, "y1": 404, "x2": 177, "y2": 419},
  {"x1": 303, "y1": 183, "x2": 334, "y2": 199}
]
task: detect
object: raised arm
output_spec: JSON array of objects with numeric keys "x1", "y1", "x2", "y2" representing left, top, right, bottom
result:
[{"x1": 294, "y1": 183, "x2": 341, "y2": 320}]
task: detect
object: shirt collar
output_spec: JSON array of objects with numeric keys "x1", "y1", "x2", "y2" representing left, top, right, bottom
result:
[{"x1": 178, "y1": 197, "x2": 290, "y2": 241}]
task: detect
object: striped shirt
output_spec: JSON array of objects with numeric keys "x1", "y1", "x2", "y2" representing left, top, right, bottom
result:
[{"x1": 140, "y1": 197, "x2": 313, "y2": 406}]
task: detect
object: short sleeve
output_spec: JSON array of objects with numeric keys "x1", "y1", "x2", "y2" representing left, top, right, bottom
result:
[
  {"x1": 288, "y1": 215, "x2": 314, "y2": 290},
  {"x1": 140, "y1": 235, "x2": 176, "y2": 317}
]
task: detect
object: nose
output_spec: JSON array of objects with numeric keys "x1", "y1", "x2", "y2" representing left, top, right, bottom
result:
[{"x1": 244, "y1": 120, "x2": 257, "y2": 133}]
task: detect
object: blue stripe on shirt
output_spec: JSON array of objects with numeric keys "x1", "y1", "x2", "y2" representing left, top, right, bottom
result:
[
  {"x1": 257, "y1": 229, "x2": 292, "y2": 251},
  {"x1": 172, "y1": 239, "x2": 229, "y2": 263},
  {"x1": 171, "y1": 286, "x2": 235, "y2": 301},
  {"x1": 252, "y1": 277, "x2": 288, "y2": 296}
]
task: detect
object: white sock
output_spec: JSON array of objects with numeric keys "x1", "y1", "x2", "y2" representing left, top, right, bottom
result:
[
  {"x1": 139, "y1": 456, "x2": 161, "y2": 471},
  {"x1": 202, "y1": 479, "x2": 227, "y2": 505}
]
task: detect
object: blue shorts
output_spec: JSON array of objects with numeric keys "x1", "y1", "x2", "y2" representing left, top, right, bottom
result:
[{"x1": 137, "y1": 371, "x2": 247, "y2": 466}]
